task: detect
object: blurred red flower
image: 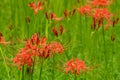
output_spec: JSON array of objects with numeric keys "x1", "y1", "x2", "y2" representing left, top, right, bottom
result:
[
  {"x1": 93, "y1": 8, "x2": 112, "y2": 30},
  {"x1": 0, "y1": 32, "x2": 11, "y2": 46},
  {"x1": 60, "y1": 25, "x2": 64, "y2": 35},
  {"x1": 14, "y1": 53, "x2": 33, "y2": 70},
  {"x1": 91, "y1": 0, "x2": 111, "y2": 7},
  {"x1": 48, "y1": 41, "x2": 64, "y2": 54},
  {"x1": 28, "y1": 1, "x2": 43, "y2": 15},
  {"x1": 52, "y1": 27, "x2": 58, "y2": 37},
  {"x1": 65, "y1": 58, "x2": 86, "y2": 75},
  {"x1": 52, "y1": 25, "x2": 64, "y2": 37},
  {"x1": 50, "y1": 12, "x2": 64, "y2": 21},
  {"x1": 77, "y1": 5, "x2": 92, "y2": 16},
  {"x1": 93, "y1": 8, "x2": 112, "y2": 20},
  {"x1": 14, "y1": 33, "x2": 64, "y2": 69}
]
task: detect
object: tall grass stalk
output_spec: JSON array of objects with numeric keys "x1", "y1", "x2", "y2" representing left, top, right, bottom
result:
[
  {"x1": 0, "y1": 47, "x2": 10, "y2": 80},
  {"x1": 39, "y1": 58, "x2": 44, "y2": 80},
  {"x1": 74, "y1": 74, "x2": 77, "y2": 80},
  {"x1": 52, "y1": 55, "x2": 55, "y2": 80},
  {"x1": 101, "y1": 26, "x2": 108, "y2": 79}
]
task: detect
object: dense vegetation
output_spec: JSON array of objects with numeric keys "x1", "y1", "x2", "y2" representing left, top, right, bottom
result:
[{"x1": 0, "y1": 0, "x2": 120, "y2": 80}]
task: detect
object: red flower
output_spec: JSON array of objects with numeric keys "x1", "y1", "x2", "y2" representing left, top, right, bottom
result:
[
  {"x1": 38, "y1": 45, "x2": 51, "y2": 58},
  {"x1": 92, "y1": 8, "x2": 113, "y2": 30},
  {"x1": 77, "y1": 5, "x2": 92, "y2": 15},
  {"x1": 50, "y1": 12, "x2": 64, "y2": 21},
  {"x1": 14, "y1": 53, "x2": 33, "y2": 70},
  {"x1": 0, "y1": 32, "x2": 11, "y2": 46},
  {"x1": 30, "y1": 33, "x2": 40, "y2": 45},
  {"x1": 39, "y1": 36, "x2": 47, "y2": 46},
  {"x1": 64, "y1": 10, "x2": 69, "y2": 17},
  {"x1": 65, "y1": 58, "x2": 86, "y2": 75},
  {"x1": 91, "y1": 0, "x2": 111, "y2": 7},
  {"x1": 52, "y1": 27, "x2": 58, "y2": 37},
  {"x1": 28, "y1": 1, "x2": 43, "y2": 15},
  {"x1": 93, "y1": 8, "x2": 111, "y2": 20},
  {"x1": 48, "y1": 42, "x2": 64, "y2": 54},
  {"x1": 38, "y1": 41, "x2": 64, "y2": 58},
  {"x1": 60, "y1": 25, "x2": 64, "y2": 35},
  {"x1": 14, "y1": 33, "x2": 64, "y2": 69},
  {"x1": 52, "y1": 25, "x2": 64, "y2": 37}
]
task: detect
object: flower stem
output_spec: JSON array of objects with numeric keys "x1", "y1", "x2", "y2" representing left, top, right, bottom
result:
[
  {"x1": 39, "y1": 58, "x2": 44, "y2": 80},
  {"x1": 74, "y1": 74, "x2": 77, "y2": 80},
  {"x1": 0, "y1": 47, "x2": 10, "y2": 80},
  {"x1": 102, "y1": 26, "x2": 108, "y2": 79},
  {"x1": 31, "y1": 58, "x2": 36, "y2": 80},
  {"x1": 22, "y1": 66, "x2": 24, "y2": 80},
  {"x1": 52, "y1": 55, "x2": 55, "y2": 80},
  {"x1": 45, "y1": 19, "x2": 49, "y2": 38}
]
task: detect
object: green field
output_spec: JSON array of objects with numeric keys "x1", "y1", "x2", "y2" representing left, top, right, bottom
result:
[{"x1": 0, "y1": 0, "x2": 120, "y2": 80}]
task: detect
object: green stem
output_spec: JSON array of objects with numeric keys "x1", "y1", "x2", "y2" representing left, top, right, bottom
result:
[
  {"x1": 0, "y1": 47, "x2": 10, "y2": 80},
  {"x1": 74, "y1": 74, "x2": 77, "y2": 80},
  {"x1": 33, "y1": 16, "x2": 37, "y2": 33},
  {"x1": 111, "y1": 41, "x2": 114, "y2": 79},
  {"x1": 31, "y1": 58, "x2": 36, "y2": 80},
  {"x1": 45, "y1": 19, "x2": 49, "y2": 38},
  {"x1": 52, "y1": 55, "x2": 55, "y2": 80},
  {"x1": 102, "y1": 26, "x2": 107, "y2": 65},
  {"x1": 39, "y1": 58, "x2": 44, "y2": 80},
  {"x1": 22, "y1": 0, "x2": 30, "y2": 38},
  {"x1": 102, "y1": 26, "x2": 108, "y2": 79},
  {"x1": 22, "y1": 66, "x2": 24, "y2": 80}
]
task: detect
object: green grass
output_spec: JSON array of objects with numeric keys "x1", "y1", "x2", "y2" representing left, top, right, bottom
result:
[{"x1": 0, "y1": 0, "x2": 120, "y2": 80}]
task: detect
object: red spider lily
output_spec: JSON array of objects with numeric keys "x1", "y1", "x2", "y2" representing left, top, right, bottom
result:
[
  {"x1": 38, "y1": 41, "x2": 64, "y2": 58},
  {"x1": 92, "y1": 8, "x2": 113, "y2": 30},
  {"x1": 52, "y1": 25, "x2": 65, "y2": 37},
  {"x1": 91, "y1": 0, "x2": 111, "y2": 7},
  {"x1": 30, "y1": 33, "x2": 40, "y2": 45},
  {"x1": 29, "y1": 33, "x2": 47, "y2": 46},
  {"x1": 65, "y1": 58, "x2": 86, "y2": 75},
  {"x1": 45, "y1": 12, "x2": 49, "y2": 20},
  {"x1": 60, "y1": 25, "x2": 64, "y2": 35},
  {"x1": 14, "y1": 53, "x2": 33, "y2": 70},
  {"x1": 50, "y1": 12, "x2": 64, "y2": 21},
  {"x1": 48, "y1": 42, "x2": 64, "y2": 54},
  {"x1": 93, "y1": 8, "x2": 112, "y2": 20},
  {"x1": 39, "y1": 36, "x2": 47, "y2": 46},
  {"x1": 64, "y1": 10, "x2": 69, "y2": 17},
  {"x1": 52, "y1": 27, "x2": 58, "y2": 37},
  {"x1": 38, "y1": 45, "x2": 51, "y2": 58},
  {"x1": 77, "y1": 5, "x2": 92, "y2": 16},
  {"x1": 0, "y1": 32, "x2": 11, "y2": 45},
  {"x1": 28, "y1": 1, "x2": 43, "y2": 15},
  {"x1": 14, "y1": 33, "x2": 64, "y2": 69},
  {"x1": 0, "y1": 36, "x2": 6, "y2": 45}
]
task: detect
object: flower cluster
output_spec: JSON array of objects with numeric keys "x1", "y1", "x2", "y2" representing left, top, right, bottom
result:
[
  {"x1": 91, "y1": 0, "x2": 111, "y2": 7},
  {"x1": 77, "y1": 5, "x2": 92, "y2": 16},
  {"x1": 14, "y1": 33, "x2": 64, "y2": 69},
  {"x1": 65, "y1": 58, "x2": 86, "y2": 75},
  {"x1": 77, "y1": 0, "x2": 117, "y2": 30}
]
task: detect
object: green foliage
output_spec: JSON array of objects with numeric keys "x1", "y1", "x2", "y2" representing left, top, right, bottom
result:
[{"x1": 0, "y1": 0, "x2": 120, "y2": 80}]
